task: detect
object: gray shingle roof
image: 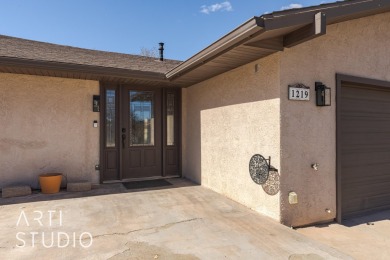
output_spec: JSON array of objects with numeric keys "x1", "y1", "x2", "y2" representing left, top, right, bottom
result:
[{"x1": 0, "y1": 34, "x2": 182, "y2": 74}]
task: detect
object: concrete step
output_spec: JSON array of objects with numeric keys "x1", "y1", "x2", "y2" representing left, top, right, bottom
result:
[
  {"x1": 67, "y1": 181, "x2": 91, "y2": 192},
  {"x1": 2, "y1": 186, "x2": 32, "y2": 198}
]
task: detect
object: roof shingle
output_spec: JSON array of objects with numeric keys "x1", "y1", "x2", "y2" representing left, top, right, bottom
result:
[{"x1": 0, "y1": 34, "x2": 182, "y2": 74}]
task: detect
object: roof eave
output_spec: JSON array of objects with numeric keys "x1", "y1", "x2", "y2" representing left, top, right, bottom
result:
[
  {"x1": 167, "y1": 0, "x2": 390, "y2": 85},
  {"x1": 0, "y1": 56, "x2": 168, "y2": 82},
  {"x1": 166, "y1": 18, "x2": 263, "y2": 80},
  {"x1": 258, "y1": 0, "x2": 390, "y2": 30}
]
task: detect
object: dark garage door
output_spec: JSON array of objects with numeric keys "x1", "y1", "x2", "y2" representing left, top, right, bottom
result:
[{"x1": 339, "y1": 79, "x2": 390, "y2": 220}]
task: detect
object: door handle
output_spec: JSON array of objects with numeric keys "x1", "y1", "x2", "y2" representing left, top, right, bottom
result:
[{"x1": 122, "y1": 134, "x2": 126, "y2": 148}]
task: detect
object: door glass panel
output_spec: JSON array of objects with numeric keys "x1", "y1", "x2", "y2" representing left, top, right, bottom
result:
[
  {"x1": 129, "y1": 91, "x2": 154, "y2": 146},
  {"x1": 106, "y1": 90, "x2": 116, "y2": 147},
  {"x1": 167, "y1": 93, "x2": 175, "y2": 146}
]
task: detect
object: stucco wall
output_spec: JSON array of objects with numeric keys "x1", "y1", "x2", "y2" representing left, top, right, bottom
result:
[
  {"x1": 279, "y1": 12, "x2": 390, "y2": 227},
  {"x1": 0, "y1": 73, "x2": 100, "y2": 189},
  {"x1": 182, "y1": 54, "x2": 281, "y2": 220}
]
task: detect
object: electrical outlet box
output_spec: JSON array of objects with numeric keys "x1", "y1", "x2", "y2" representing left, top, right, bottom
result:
[{"x1": 289, "y1": 192, "x2": 298, "y2": 204}]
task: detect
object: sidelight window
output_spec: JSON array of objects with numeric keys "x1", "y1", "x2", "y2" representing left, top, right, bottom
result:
[
  {"x1": 106, "y1": 90, "x2": 116, "y2": 147},
  {"x1": 167, "y1": 93, "x2": 175, "y2": 146}
]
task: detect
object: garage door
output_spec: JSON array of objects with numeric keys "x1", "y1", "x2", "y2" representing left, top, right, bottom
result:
[{"x1": 339, "y1": 79, "x2": 390, "y2": 220}]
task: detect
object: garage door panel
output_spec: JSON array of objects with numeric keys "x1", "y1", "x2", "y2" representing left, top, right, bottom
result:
[
  {"x1": 342, "y1": 181, "x2": 390, "y2": 194},
  {"x1": 342, "y1": 97, "x2": 390, "y2": 107},
  {"x1": 341, "y1": 109, "x2": 390, "y2": 117},
  {"x1": 342, "y1": 193, "x2": 390, "y2": 206},
  {"x1": 340, "y1": 82, "x2": 390, "y2": 219},
  {"x1": 342, "y1": 144, "x2": 390, "y2": 153},
  {"x1": 341, "y1": 147, "x2": 390, "y2": 156},
  {"x1": 342, "y1": 175, "x2": 390, "y2": 190},
  {"x1": 341, "y1": 150, "x2": 390, "y2": 165},
  {"x1": 342, "y1": 120, "x2": 390, "y2": 132},
  {"x1": 342, "y1": 86, "x2": 390, "y2": 100},
  {"x1": 342, "y1": 115, "x2": 390, "y2": 128},
  {"x1": 342, "y1": 194, "x2": 390, "y2": 216},
  {"x1": 341, "y1": 167, "x2": 390, "y2": 181},
  {"x1": 342, "y1": 99, "x2": 390, "y2": 113},
  {"x1": 341, "y1": 134, "x2": 390, "y2": 145}
]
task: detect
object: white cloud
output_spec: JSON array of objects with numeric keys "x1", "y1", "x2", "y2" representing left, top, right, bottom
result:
[
  {"x1": 280, "y1": 3, "x2": 303, "y2": 10},
  {"x1": 200, "y1": 1, "x2": 233, "y2": 14}
]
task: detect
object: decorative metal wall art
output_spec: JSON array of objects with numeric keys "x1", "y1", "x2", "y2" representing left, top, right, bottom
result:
[
  {"x1": 249, "y1": 154, "x2": 270, "y2": 185},
  {"x1": 249, "y1": 154, "x2": 280, "y2": 195}
]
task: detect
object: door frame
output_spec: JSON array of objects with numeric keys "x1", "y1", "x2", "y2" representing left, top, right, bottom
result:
[
  {"x1": 336, "y1": 74, "x2": 390, "y2": 223},
  {"x1": 99, "y1": 82, "x2": 182, "y2": 183}
]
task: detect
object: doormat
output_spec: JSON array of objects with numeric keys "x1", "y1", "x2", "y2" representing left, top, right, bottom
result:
[{"x1": 122, "y1": 179, "x2": 173, "y2": 190}]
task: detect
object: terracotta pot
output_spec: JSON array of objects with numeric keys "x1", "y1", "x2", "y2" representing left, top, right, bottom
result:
[{"x1": 39, "y1": 173, "x2": 62, "y2": 194}]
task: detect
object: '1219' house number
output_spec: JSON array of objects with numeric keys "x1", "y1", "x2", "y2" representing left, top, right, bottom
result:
[{"x1": 288, "y1": 85, "x2": 310, "y2": 101}]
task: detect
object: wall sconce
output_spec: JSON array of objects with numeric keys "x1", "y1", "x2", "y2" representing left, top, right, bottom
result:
[
  {"x1": 315, "y1": 82, "x2": 331, "y2": 106},
  {"x1": 93, "y1": 95, "x2": 100, "y2": 112}
]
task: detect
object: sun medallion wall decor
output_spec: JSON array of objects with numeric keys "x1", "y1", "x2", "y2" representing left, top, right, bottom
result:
[
  {"x1": 249, "y1": 154, "x2": 269, "y2": 185},
  {"x1": 249, "y1": 154, "x2": 280, "y2": 195}
]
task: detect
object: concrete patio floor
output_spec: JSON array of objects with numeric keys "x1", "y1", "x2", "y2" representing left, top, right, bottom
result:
[
  {"x1": 297, "y1": 209, "x2": 390, "y2": 260},
  {"x1": 0, "y1": 178, "x2": 352, "y2": 259}
]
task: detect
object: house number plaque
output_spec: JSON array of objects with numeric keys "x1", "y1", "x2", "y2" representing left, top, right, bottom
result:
[{"x1": 288, "y1": 84, "x2": 310, "y2": 101}]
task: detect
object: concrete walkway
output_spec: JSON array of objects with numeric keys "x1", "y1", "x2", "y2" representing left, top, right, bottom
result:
[
  {"x1": 0, "y1": 178, "x2": 351, "y2": 259},
  {"x1": 297, "y1": 209, "x2": 390, "y2": 260}
]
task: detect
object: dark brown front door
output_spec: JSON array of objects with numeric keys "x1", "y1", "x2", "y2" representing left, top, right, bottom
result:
[
  {"x1": 121, "y1": 87, "x2": 162, "y2": 179},
  {"x1": 101, "y1": 83, "x2": 181, "y2": 182}
]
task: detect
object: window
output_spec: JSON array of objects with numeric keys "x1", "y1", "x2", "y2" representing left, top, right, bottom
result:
[
  {"x1": 129, "y1": 91, "x2": 154, "y2": 146},
  {"x1": 106, "y1": 90, "x2": 116, "y2": 147},
  {"x1": 167, "y1": 93, "x2": 175, "y2": 146}
]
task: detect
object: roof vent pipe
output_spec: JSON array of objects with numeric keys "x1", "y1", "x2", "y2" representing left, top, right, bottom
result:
[{"x1": 159, "y1": 42, "x2": 164, "y2": 61}]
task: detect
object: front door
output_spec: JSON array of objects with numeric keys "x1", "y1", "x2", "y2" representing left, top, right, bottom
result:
[
  {"x1": 100, "y1": 83, "x2": 180, "y2": 182},
  {"x1": 121, "y1": 87, "x2": 162, "y2": 179}
]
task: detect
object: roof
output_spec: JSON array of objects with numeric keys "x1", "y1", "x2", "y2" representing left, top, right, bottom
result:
[
  {"x1": 0, "y1": 35, "x2": 181, "y2": 73},
  {"x1": 167, "y1": 0, "x2": 390, "y2": 86},
  {"x1": 0, "y1": 35, "x2": 182, "y2": 86},
  {"x1": 0, "y1": 0, "x2": 389, "y2": 87}
]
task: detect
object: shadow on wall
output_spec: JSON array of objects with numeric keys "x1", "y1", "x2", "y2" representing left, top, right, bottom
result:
[{"x1": 262, "y1": 170, "x2": 280, "y2": 196}]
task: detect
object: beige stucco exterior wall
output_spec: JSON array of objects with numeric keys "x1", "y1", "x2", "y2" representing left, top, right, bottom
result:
[
  {"x1": 182, "y1": 54, "x2": 281, "y2": 220},
  {"x1": 0, "y1": 73, "x2": 100, "y2": 189},
  {"x1": 279, "y1": 12, "x2": 390, "y2": 227}
]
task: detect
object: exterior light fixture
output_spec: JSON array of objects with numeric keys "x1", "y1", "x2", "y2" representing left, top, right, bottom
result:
[
  {"x1": 93, "y1": 95, "x2": 100, "y2": 112},
  {"x1": 315, "y1": 82, "x2": 331, "y2": 106}
]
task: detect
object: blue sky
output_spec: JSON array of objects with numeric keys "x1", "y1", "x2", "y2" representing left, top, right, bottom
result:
[{"x1": 0, "y1": 0, "x2": 337, "y2": 61}]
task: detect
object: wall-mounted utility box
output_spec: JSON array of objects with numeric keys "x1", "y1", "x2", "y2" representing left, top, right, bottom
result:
[{"x1": 289, "y1": 192, "x2": 298, "y2": 204}]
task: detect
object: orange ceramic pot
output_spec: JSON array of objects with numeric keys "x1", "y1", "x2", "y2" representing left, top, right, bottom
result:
[{"x1": 39, "y1": 173, "x2": 62, "y2": 194}]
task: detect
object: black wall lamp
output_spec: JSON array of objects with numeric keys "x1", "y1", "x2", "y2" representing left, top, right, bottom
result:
[
  {"x1": 315, "y1": 82, "x2": 331, "y2": 106},
  {"x1": 93, "y1": 95, "x2": 100, "y2": 112}
]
